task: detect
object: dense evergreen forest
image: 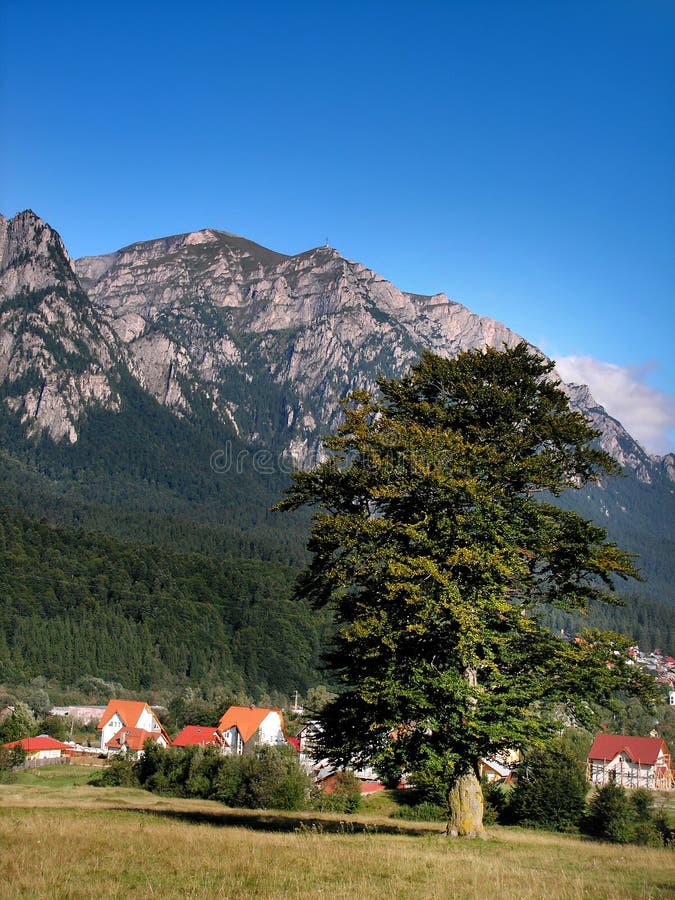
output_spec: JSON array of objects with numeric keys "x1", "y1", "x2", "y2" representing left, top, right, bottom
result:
[{"x1": 0, "y1": 508, "x2": 331, "y2": 696}]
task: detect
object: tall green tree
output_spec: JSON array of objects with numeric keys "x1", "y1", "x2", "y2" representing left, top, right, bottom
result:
[{"x1": 277, "y1": 344, "x2": 655, "y2": 836}]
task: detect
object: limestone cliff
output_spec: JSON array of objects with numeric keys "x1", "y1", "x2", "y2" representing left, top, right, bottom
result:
[{"x1": 0, "y1": 211, "x2": 121, "y2": 442}]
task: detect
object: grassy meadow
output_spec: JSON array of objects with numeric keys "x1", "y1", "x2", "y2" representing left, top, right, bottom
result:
[{"x1": 0, "y1": 766, "x2": 673, "y2": 899}]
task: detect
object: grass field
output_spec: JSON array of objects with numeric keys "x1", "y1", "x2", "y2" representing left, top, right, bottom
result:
[{"x1": 1, "y1": 767, "x2": 673, "y2": 899}]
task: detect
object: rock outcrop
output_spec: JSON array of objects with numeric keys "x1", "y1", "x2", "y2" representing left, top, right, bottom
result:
[{"x1": 0, "y1": 211, "x2": 121, "y2": 442}]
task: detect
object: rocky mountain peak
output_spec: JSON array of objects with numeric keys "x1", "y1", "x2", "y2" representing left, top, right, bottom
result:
[
  {"x1": 0, "y1": 209, "x2": 75, "y2": 297},
  {"x1": 0, "y1": 211, "x2": 122, "y2": 443}
]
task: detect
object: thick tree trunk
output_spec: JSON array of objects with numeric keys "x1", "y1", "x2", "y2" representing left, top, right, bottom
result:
[{"x1": 446, "y1": 769, "x2": 488, "y2": 838}]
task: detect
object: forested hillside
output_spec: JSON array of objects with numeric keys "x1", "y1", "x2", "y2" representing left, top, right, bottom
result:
[{"x1": 0, "y1": 508, "x2": 330, "y2": 697}]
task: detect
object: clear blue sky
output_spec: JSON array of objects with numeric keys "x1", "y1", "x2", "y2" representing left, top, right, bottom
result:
[{"x1": 1, "y1": 1, "x2": 673, "y2": 451}]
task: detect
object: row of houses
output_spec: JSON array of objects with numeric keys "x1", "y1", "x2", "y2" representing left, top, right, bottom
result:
[
  {"x1": 5, "y1": 697, "x2": 674, "y2": 792},
  {"x1": 96, "y1": 699, "x2": 288, "y2": 756}
]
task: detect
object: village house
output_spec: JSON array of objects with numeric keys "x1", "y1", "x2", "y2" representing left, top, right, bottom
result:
[
  {"x1": 97, "y1": 700, "x2": 170, "y2": 755},
  {"x1": 217, "y1": 706, "x2": 286, "y2": 755},
  {"x1": 587, "y1": 733, "x2": 674, "y2": 791},
  {"x1": 172, "y1": 725, "x2": 229, "y2": 751},
  {"x1": 3, "y1": 735, "x2": 72, "y2": 762}
]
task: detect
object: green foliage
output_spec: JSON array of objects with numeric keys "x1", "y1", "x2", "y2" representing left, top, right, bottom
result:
[
  {"x1": 135, "y1": 743, "x2": 312, "y2": 811},
  {"x1": 481, "y1": 780, "x2": 511, "y2": 825},
  {"x1": 310, "y1": 770, "x2": 363, "y2": 813},
  {"x1": 37, "y1": 716, "x2": 67, "y2": 741},
  {"x1": 89, "y1": 754, "x2": 140, "y2": 788},
  {"x1": 277, "y1": 345, "x2": 656, "y2": 810},
  {"x1": 509, "y1": 743, "x2": 587, "y2": 831},
  {"x1": 0, "y1": 703, "x2": 38, "y2": 744},
  {"x1": 0, "y1": 507, "x2": 329, "y2": 697},
  {"x1": 392, "y1": 800, "x2": 446, "y2": 822},
  {"x1": 582, "y1": 783, "x2": 638, "y2": 844},
  {"x1": 581, "y1": 783, "x2": 668, "y2": 846},
  {"x1": 559, "y1": 727, "x2": 594, "y2": 766},
  {"x1": 0, "y1": 746, "x2": 21, "y2": 782},
  {"x1": 237, "y1": 745, "x2": 310, "y2": 811}
]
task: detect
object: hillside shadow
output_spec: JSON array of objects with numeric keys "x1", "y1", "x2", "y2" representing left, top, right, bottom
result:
[{"x1": 136, "y1": 806, "x2": 438, "y2": 837}]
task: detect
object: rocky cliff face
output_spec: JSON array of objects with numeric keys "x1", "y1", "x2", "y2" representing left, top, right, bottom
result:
[
  {"x1": 0, "y1": 211, "x2": 121, "y2": 442},
  {"x1": 74, "y1": 227, "x2": 533, "y2": 465},
  {"x1": 2, "y1": 210, "x2": 670, "y2": 487}
]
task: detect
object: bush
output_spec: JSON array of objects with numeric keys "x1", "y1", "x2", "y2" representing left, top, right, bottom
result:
[
  {"x1": 134, "y1": 742, "x2": 311, "y2": 811},
  {"x1": 392, "y1": 801, "x2": 446, "y2": 822},
  {"x1": 481, "y1": 780, "x2": 510, "y2": 825},
  {"x1": 509, "y1": 743, "x2": 587, "y2": 831},
  {"x1": 0, "y1": 747, "x2": 20, "y2": 783},
  {"x1": 582, "y1": 783, "x2": 635, "y2": 844},
  {"x1": 310, "y1": 770, "x2": 363, "y2": 814},
  {"x1": 89, "y1": 754, "x2": 139, "y2": 787},
  {"x1": 238, "y1": 745, "x2": 310, "y2": 811}
]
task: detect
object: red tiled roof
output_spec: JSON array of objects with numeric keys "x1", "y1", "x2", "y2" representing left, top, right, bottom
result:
[
  {"x1": 172, "y1": 725, "x2": 225, "y2": 748},
  {"x1": 3, "y1": 735, "x2": 71, "y2": 752},
  {"x1": 106, "y1": 727, "x2": 163, "y2": 752},
  {"x1": 97, "y1": 700, "x2": 153, "y2": 730},
  {"x1": 217, "y1": 706, "x2": 284, "y2": 743},
  {"x1": 287, "y1": 736, "x2": 300, "y2": 753},
  {"x1": 588, "y1": 734, "x2": 669, "y2": 765}
]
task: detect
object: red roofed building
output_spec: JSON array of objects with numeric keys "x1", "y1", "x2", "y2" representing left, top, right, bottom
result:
[
  {"x1": 105, "y1": 726, "x2": 170, "y2": 756},
  {"x1": 98, "y1": 700, "x2": 170, "y2": 754},
  {"x1": 587, "y1": 734, "x2": 674, "y2": 791},
  {"x1": 172, "y1": 725, "x2": 228, "y2": 751},
  {"x1": 3, "y1": 735, "x2": 72, "y2": 761},
  {"x1": 217, "y1": 706, "x2": 286, "y2": 755}
]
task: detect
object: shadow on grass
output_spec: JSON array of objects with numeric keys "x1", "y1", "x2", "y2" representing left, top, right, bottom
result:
[{"x1": 136, "y1": 806, "x2": 439, "y2": 837}]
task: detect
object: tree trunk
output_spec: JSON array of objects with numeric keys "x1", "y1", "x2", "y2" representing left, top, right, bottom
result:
[{"x1": 446, "y1": 769, "x2": 488, "y2": 838}]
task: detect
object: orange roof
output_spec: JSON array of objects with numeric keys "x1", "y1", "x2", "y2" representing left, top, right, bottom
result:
[
  {"x1": 217, "y1": 706, "x2": 284, "y2": 743},
  {"x1": 106, "y1": 727, "x2": 164, "y2": 752},
  {"x1": 98, "y1": 699, "x2": 160, "y2": 730},
  {"x1": 172, "y1": 725, "x2": 226, "y2": 748},
  {"x1": 3, "y1": 735, "x2": 71, "y2": 752}
]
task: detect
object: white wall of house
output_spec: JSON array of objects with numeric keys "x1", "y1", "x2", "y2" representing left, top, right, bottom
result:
[
  {"x1": 100, "y1": 713, "x2": 124, "y2": 749},
  {"x1": 221, "y1": 726, "x2": 243, "y2": 755},
  {"x1": 100, "y1": 706, "x2": 162, "y2": 749},
  {"x1": 258, "y1": 711, "x2": 286, "y2": 746},
  {"x1": 588, "y1": 752, "x2": 660, "y2": 789},
  {"x1": 28, "y1": 748, "x2": 62, "y2": 760}
]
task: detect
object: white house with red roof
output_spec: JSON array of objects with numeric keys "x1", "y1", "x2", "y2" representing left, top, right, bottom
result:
[
  {"x1": 3, "y1": 735, "x2": 72, "y2": 761},
  {"x1": 217, "y1": 706, "x2": 286, "y2": 755},
  {"x1": 98, "y1": 700, "x2": 170, "y2": 755},
  {"x1": 587, "y1": 733, "x2": 674, "y2": 791},
  {"x1": 172, "y1": 725, "x2": 228, "y2": 751}
]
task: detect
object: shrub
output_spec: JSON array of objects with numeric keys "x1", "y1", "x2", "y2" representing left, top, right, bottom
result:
[
  {"x1": 509, "y1": 743, "x2": 587, "y2": 831},
  {"x1": 238, "y1": 745, "x2": 310, "y2": 811},
  {"x1": 89, "y1": 754, "x2": 139, "y2": 787},
  {"x1": 393, "y1": 801, "x2": 446, "y2": 822},
  {"x1": 481, "y1": 780, "x2": 510, "y2": 825},
  {"x1": 582, "y1": 783, "x2": 635, "y2": 844},
  {"x1": 310, "y1": 770, "x2": 363, "y2": 814}
]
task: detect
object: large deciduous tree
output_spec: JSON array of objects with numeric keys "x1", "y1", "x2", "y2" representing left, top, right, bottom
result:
[{"x1": 277, "y1": 344, "x2": 654, "y2": 836}]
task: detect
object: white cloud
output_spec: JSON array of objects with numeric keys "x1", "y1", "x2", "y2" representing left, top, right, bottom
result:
[{"x1": 554, "y1": 356, "x2": 675, "y2": 456}]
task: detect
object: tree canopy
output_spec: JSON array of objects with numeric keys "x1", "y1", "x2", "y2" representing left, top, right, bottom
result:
[{"x1": 277, "y1": 343, "x2": 656, "y2": 834}]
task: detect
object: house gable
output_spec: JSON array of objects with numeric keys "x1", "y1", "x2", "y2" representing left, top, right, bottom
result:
[{"x1": 217, "y1": 706, "x2": 286, "y2": 753}]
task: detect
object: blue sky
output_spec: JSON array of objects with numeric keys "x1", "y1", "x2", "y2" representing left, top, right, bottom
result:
[{"x1": 1, "y1": 1, "x2": 673, "y2": 452}]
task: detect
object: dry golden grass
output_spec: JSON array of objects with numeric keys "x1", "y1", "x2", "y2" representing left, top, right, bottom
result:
[{"x1": 1, "y1": 776, "x2": 673, "y2": 899}]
